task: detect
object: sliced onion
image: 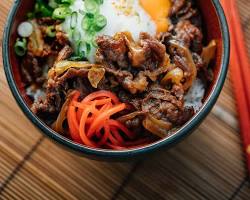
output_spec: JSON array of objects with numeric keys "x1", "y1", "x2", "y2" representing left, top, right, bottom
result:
[
  {"x1": 161, "y1": 67, "x2": 184, "y2": 86},
  {"x1": 48, "y1": 60, "x2": 103, "y2": 78},
  {"x1": 201, "y1": 40, "x2": 217, "y2": 67},
  {"x1": 169, "y1": 40, "x2": 197, "y2": 91},
  {"x1": 53, "y1": 91, "x2": 76, "y2": 135},
  {"x1": 143, "y1": 114, "x2": 172, "y2": 138},
  {"x1": 117, "y1": 111, "x2": 145, "y2": 123},
  {"x1": 17, "y1": 21, "x2": 33, "y2": 38},
  {"x1": 88, "y1": 67, "x2": 105, "y2": 88}
]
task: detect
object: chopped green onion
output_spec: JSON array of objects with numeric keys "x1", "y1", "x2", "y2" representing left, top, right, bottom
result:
[
  {"x1": 72, "y1": 29, "x2": 81, "y2": 41},
  {"x1": 46, "y1": 26, "x2": 56, "y2": 37},
  {"x1": 69, "y1": 53, "x2": 86, "y2": 61},
  {"x1": 85, "y1": 42, "x2": 92, "y2": 54},
  {"x1": 94, "y1": 14, "x2": 107, "y2": 31},
  {"x1": 35, "y1": 1, "x2": 53, "y2": 17},
  {"x1": 27, "y1": 12, "x2": 35, "y2": 19},
  {"x1": 94, "y1": 0, "x2": 104, "y2": 5},
  {"x1": 79, "y1": 9, "x2": 85, "y2": 15},
  {"x1": 81, "y1": 15, "x2": 94, "y2": 31},
  {"x1": 70, "y1": 11, "x2": 78, "y2": 29},
  {"x1": 17, "y1": 22, "x2": 33, "y2": 38},
  {"x1": 14, "y1": 38, "x2": 27, "y2": 57},
  {"x1": 48, "y1": 0, "x2": 59, "y2": 9},
  {"x1": 91, "y1": 37, "x2": 98, "y2": 48},
  {"x1": 76, "y1": 40, "x2": 86, "y2": 56},
  {"x1": 61, "y1": 0, "x2": 74, "y2": 4},
  {"x1": 85, "y1": 0, "x2": 99, "y2": 14},
  {"x1": 52, "y1": 6, "x2": 71, "y2": 20}
]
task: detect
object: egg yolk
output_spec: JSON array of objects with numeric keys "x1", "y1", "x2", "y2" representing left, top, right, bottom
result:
[{"x1": 140, "y1": 0, "x2": 171, "y2": 33}]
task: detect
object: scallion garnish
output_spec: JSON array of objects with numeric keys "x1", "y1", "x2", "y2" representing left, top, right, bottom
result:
[
  {"x1": 70, "y1": 11, "x2": 78, "y2": 29},
  {"x1": 52, "y1": 6, "x2": 71, "y2": 20},
  {"x1": 82, "y1": 15, "x2": 94, "y2": 31},
  {"x1": 46, "y1": 26, "x2": 56, "y2": 37},
  {"x1": 85, "y1": 0, "x2": 99, "y2": 14},
  {"x1": 34, "y1": 0, "x2": 53, "y2": 17},
  {"x1": 94, "y1": 14, "x2": 107, "y2": 31},
  {"x1": 48, "y1": 0, "x2": 59, "y2": 9},
  {"x1": 72, "y1": 29, "x2": 81, "y2": 41},
  {"x1": 14, "y1": 38, "x2": 27, "y2": 57}
]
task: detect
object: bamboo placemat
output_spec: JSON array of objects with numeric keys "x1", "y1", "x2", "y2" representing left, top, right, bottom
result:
[{"x1": 0, "y1": 1, "x2": 250, "y2": 199}]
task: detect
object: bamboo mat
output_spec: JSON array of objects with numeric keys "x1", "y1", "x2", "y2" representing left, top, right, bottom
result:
[{"x1": 0, "y1": 1, "x2": 250, "y2": 199}]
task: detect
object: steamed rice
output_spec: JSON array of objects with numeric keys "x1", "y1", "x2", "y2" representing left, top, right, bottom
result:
[{"x1": 184, "y1": 79, "x2": 205, "y2": 112}]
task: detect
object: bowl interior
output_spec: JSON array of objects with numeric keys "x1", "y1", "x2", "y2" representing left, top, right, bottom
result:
[{"x1": 3, "y1": 0, "x2": 229, "y2": 158}]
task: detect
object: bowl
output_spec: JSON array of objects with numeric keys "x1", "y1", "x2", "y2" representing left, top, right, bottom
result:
[{"x1": 2, "y1": 0, "x2": 229, "y2": 160}]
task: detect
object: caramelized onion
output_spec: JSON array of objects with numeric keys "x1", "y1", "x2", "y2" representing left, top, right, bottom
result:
[
  {"x1": 142, "y1": 114, "x2": 172, "y2": 138},
  {"x1": 53, "y1": 91, "x2": 77, "y2": 135},
  {"x1": 161, "y1": 67, "x2": 184, "y2": 85},
  {"x1": 169, "y1": 40, "x2": 197, "y2": 90},
  {"x1": 48, "y1": 61, "x2": 103, "y2": 77},
  {"x1": 117, "y1": 111, "x2": 146, "y2": 123},
  {"x1": 201, "y1": 40, "x2": 217, "y2": 67},
  {"x1": 28, "y1": 20, "x2": 45, "y2": 57},
  {"x1": 88, "y1": 67, "x2": 105, "y2": 88},
  {"x1": 48, "y1": 60, "x2": 105, "y2": 88}
]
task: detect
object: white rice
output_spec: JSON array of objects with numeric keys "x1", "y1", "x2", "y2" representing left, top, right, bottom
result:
[
  {"x1": 62, "y1": 0, "x2": 156, "y2": 62},
  {"x1": 184, "y1": 78, "x2": 205, "y2": 112},
  {"x1": 26, "y1": 87, "x2": 45, "y2": 102}
]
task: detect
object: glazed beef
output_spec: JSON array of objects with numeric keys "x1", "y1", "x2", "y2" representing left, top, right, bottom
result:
[
  {"x1": 20, "y1": 18, "x2": 71, "y2": 87},
  {"x1": 32, "y1": 68, "x2": 92, "y2": 119},
  {"x1": 96, "y1": 32, "x2": 168, "y2": 94},
  {"x1": 170, "y1": 0, "x2": 186, "y2": 16},
  {"x1": 96, "y1": 34, "x2": 129, "y2": 68},
  {"x1": 96, "y1": 32, "x2": 166, "y2": 71},
  {"x1": 56, "y1": 45, "x2": 73, "y2": 62},
  {"x1": 21, "y1": 53, "x2": 44, "y2": 85},
  {"x1": 170, "y1": 0, "x2": 201, "y2": 27},
  {"x1": 142, "y1": 87, "x2": 193, "y2": 126},
  {"x1": 174, "y1": 20, "x2": 203, "y2": 53}
]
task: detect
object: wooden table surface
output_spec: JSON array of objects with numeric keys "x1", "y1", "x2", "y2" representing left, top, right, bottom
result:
[{"x1": 1, "y1": 1, "x2": 250, "y2": 199}]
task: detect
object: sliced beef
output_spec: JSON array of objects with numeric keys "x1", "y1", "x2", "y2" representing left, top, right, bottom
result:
[
  {"x1": 192, "y1": 52, "x2": 205, "y2": 70},
  {"x1": 105, "y1": 67, "x2": 148, "y2": 94},
  {"x1": 127, "y1": 32, "x2": 166, "y2": 71},
  {"x1": 32, "y1": 68, "x2": 92, "y2": 120},
  {"x1": 56, "y1": 45, "x2": 73, "y2": 62},
  {"x1": 96, "y1": 34, "x2": 129, "y2": 68},
  {"x1": 96, "y1": 32, "x2": 168, "y2": 94},
  {"x1": 174, "y1": 20, "x2": 203, "y2": 53},
  {"x1": 170, "y1": 0, "x2": 186, "y2": 16},
  {"x1": 170, "y1": 0, "x2": 200, "y2": 27},
  {"x1": 21, "y1": 53, "x2": 45, "y2": 85},
  {"x1": 96, "y1": 32, "x2": 166, "y2": 70},
  {"x1": 142, "y1": 87, "x2": 193, "y2": 125}
]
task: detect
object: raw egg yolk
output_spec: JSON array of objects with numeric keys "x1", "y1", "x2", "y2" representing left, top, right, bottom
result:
[{"x1": 140, "y1": 0, "x2": 171, "y2": 33}]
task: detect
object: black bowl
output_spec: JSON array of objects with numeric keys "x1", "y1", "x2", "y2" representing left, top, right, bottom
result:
[{"x1": 2, "y1": 0, "x2": 230, "y2": 160}]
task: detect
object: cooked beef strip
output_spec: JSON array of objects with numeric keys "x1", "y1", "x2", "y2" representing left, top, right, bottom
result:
[
  {"x1": 174, "y1": 20, "x2": 203, "y2": 53},
  {"x1": 170, "y1": 0, "x2": 200, "y2": 26},
  {"x1": 56, "y1": 45, "x2": 73, "y2": 62},
  {"x1": 105, "y1": 67, "x2": 149, "y2": 94},
  {"x1": 96, "y1": 34, "x2": 129, "y2": 68},
  {"x1": 96, "y1": 32, "x2": 168, "y2": 94},
  {"x1": 142, "y1": 87, "x2": 193, "y2": 126},
  {"x1": 96, "y1": 32, "x2": 166, "y2": 71},
  {"x1": 21, "y1": 53, "x2": 44, "y2": 85},
  {"x1": 20, "y1": 18, "x2": 72, "y2": 88},
  {"x1": 170, "y1": 0, "x2": 186, "y2": 16},
  {"x1": 32, "y1": 68, "x2": 92, "y2": 119}
]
